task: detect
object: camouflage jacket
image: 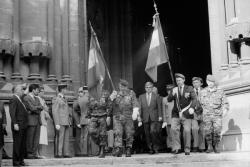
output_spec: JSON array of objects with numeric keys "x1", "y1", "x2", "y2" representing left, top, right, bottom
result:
[
  {"x1": 199, "y1": 87, "x2": 229, "y2": 117},
  {"x1": 112, "y1": 90, "x2": 139, "y2": 118},
  {"x1": 87, "y1": 97, "x2": 112, "y2": 118}
]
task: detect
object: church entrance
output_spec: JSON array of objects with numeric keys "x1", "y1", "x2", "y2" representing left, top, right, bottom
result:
[{"x1": 132, "y1": 0, "x2": 212, "y2": 97}]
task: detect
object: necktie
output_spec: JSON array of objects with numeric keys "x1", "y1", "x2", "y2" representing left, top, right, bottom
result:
[
  {"x1": 196, "y1": 88, "x2": 199, "y2": 95},
  {"x1": 179, "y1": 86, "x2": 183, "y2": 96},
  {"x1": 147, "y1": 93, "x2": 151, "y2": 105}
]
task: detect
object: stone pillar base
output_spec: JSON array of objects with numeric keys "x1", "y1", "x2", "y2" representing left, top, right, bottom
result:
[
  {"x1": 0, "y1": 72, "x2": 6, "y2": 82},
  {"x1": 11, "y1": 73, "x2": 23, "y2": 81},
  {"x1": 47, "y1": 75, "x2": 58, "y2": 83},
  {"x1": 61, "y1": 75, "x2": 74, "y2": 94},
  {"x1": 27, "y1": 73, "x2": 42, "y2": 83}
]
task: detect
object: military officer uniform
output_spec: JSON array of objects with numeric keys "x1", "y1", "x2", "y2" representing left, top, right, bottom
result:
[
  {"x1": 87, "y1": 90, "x2": 112, "y2": 158},
  {"x1": 199, "y1": 75, "x2": 229, "y2": 153},
  {"x1": 111, "y1": 79, "x2": 139, "y2": 157}
]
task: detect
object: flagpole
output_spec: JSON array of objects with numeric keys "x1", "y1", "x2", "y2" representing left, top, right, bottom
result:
[
  {"x1": 89, "y1": 22, "x2": 116, "y2": 90},
  {"x1": 152, "y1": 1, "x2": 175, "y2": 85}
]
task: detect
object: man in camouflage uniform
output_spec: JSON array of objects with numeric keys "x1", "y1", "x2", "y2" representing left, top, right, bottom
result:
[
  {"x1": 199, "y1": 74, "x2": 229, "y2": 153},
  {"x1": 110, "y1": 79, "x2": 140, "y2": 157},
  {"x1": 87, "y1": 90, "x2": 112, "y2": 158}
]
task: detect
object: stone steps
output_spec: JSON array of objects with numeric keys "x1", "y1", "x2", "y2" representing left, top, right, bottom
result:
[{"x1": 2, "y1": 152, "x2": 250, "y2": 167}]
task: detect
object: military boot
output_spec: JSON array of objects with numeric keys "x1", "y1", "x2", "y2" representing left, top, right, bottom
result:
[
  {"x1": 206, "y1": 144, "x2": 213, "y2": 153},
  {"x1": 99, "y1": 146, "x2": 105, "y2": 158},
  {"x1": 125, "y1": 147, "x2": 132, "y2": 157},
  {"x1": 113, "y1": 147, "x2": 122, "y2": 157},
  {"x1": 213, "y1": 144, "x2": 220, "y2": 153}
]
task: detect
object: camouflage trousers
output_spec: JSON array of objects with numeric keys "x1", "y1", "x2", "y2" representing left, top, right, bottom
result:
[
  {"x1": 88, "y1": 116, "x2": 107, "y2": 146},
  {"x1": 203, "y1": 115, "x2": 222, "y2": 145},
  {"x1": 113, "y1": 115, "x2": 134, "y2": 148}
]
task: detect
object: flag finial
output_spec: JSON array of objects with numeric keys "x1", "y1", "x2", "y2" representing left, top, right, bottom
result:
[{"x1": 153, "y1": 0, "x2": 159, "y2": 14}]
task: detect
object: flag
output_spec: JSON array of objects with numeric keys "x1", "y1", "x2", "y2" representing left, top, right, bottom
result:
[
  {"x1": 145, "y1": 14, "x2": 168, "y2": 82},
  {"x1": 87, "y1": 24, "x2": 105, "y2": 97}
]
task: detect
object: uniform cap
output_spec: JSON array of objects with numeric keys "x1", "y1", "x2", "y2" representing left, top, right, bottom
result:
[
  {"x1": 192, "y1": 77, "x2": 203, "y2": 83},
  {"x1": 206, "y1": 74, "x2": 216, "y2": 82},
  {"x1": 119, "y1": 79, "x2": 129, "y2": 87},
  {"x1": 175, "y1": 73, "x2": 185, "y2": 79},
  {"x1": 166, "y1": 84, "x2": 175, "y2": 90}
]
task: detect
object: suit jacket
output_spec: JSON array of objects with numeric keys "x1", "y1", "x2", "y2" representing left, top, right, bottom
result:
[
  {"x1": 139, "y1": 92, "x2": 162, "y2": 123},
  {"x1": 52, "y1": 94, "x2": 72, "y2": 126},
  {"x1": 23, "y1": 94, "x2": 43, "y2": 126},
  {"x1": 168, "y1": 85, "x2": 197, "y2": 119},
  {"x1": 73, "y1": 96, "x2": 89, "y2": 126},
  {"x1": 9, "y1": 95, "x2": 28, "y2": 129},
  {"x1": 162, "y1": 96, "x2": 174, "y2": 125},
  {"x1": 0, "y1": 101, "x2": 6, "y2": 148}
]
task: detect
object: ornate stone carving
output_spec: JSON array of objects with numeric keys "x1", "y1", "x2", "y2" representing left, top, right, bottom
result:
[
  {"x1": 0, "y1": 38, "x2": 15, "y2": 55},
  {"x1": 21, "y1": 40, "x2": 50, "y2": 57},
  {"x1": 225, "y1": 22, "x2": 250, "y2": 41}
]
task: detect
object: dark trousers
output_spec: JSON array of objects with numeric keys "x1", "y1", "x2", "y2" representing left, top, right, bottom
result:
[
  {"x1": 75, "y1": 125, "x2": 88, "y2": 156},
  {"x1": 26, "y1": 125, "x2": 40, "y2": 157},
  {"x1": 12, "y1": 128, "x2": 26, "y2": 165},
  {"x1": 144, "y1": 120, "x2": 161, "y2": 151}
]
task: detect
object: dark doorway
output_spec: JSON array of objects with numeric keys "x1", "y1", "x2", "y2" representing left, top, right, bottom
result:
[{"x1": 132, "y1": 0, "x2": 211, "y2": 96}]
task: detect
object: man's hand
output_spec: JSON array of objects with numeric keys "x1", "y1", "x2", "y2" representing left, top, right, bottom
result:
[
  {"x1": 14, "y1": 124, "x2": 19, "y2": 131},
  {"x1": 55, "y1": 125, "x2": 60, "y2": 130},
  {"x1": 189, "y1": 108, "x2": 194, "y2": 115},
  {"x1": 2, "y1": 124, "x2": 6, "y2": 129},
  {"x1": 158, "y1": 117, "x2": 162, "y2": 122},
  {"x1": 110, "y1": 91, "x2": 118, "y2": 101},
  {"x1": 106, "y1": 116, "x2": 111, "y2": 126},
  {"x1": 132, "y1": 108, "x2": 139, "y2": 121},
  {"x1": 77, "y1": 124, "x2": 81, "y2": 128},
  {"x1": 138, "y1": 121, "x2": 142, "y2": 127},
  {"x1": 162, "y1": 122, "x2": 167, "y2": 128},
  {"x1": 172, "y1": 87, "x2": 178, "y2": 96}
]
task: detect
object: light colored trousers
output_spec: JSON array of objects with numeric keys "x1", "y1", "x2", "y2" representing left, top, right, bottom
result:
[
  {"x1": 171, "y1": 117, "x2": 192, "y2": 152},
  {"x1": 56, "y1": 125, "x2": 70, "y2": 156}
]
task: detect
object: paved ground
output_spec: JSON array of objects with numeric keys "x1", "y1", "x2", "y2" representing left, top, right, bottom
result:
[{"x1": 2, "y1": 151, "x2": 250, "y2": 167}]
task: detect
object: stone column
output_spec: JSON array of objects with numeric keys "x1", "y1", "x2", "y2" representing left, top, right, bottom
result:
[
  {"x1": 228, "y1": 41, "x2": 239, "y2": 68},
  {"x1": 47, "y1": 0, "x2": 57, "y2": 83},
  {"x1": 240, "y1": 41, "x2": 250, "y2": 65},
  {"x1": 11, "y1": 0, "x2": 22, "y2": 81},
  {"x1": 61, "y1": 0, "x2": 72, "y2": 86},
  {"x1": 207, "y1": 0, "x2": 228, "y2": 74}
]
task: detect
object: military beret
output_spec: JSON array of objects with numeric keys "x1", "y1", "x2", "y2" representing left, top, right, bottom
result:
[
  {"x1": 206, "y1": 74, "x2": 216, "y2": 82},
  {"x1": 145, "y1": 82, "x2": 153, "y2": 87},
  {"x1": 119, "y1": 79, "x2": 129, "y2": 87},
  {"x1": 82, "y1": 86, "x2": 88, "y2": 90},
  {"x1": 58, "y1": 83, "x2": 67, "y2": 89},
  {"x1": 192, "y1": 77, "x2": 203, "y2": 83},
  {"x1": 175, "y1": 73, "x2": 185, "y2": 79},
  {"x1": 166, "y1": 84, "x2": 175, "y2": 90}
]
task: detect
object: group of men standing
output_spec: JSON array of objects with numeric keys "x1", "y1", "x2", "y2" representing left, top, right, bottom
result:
[{"x1": 1, "y1": 72, "x2": 229, "y2": 166}]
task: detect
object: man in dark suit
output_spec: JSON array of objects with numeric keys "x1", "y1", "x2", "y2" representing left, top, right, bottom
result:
[
  {"x1": 9, "y1": 84, "x2": 29, "y2": 166},
  {"x1": 138, "y1": 82, "x2": 162, "y2": 154},
  {"x1": 73, "y1": 86, "x2": 89, "y2": 156},
  {"x1": 168, "y1": 73, "x2": 197, "y2": 155},
  {"x1": 23, "y1": 84, "x2": 43, "y2": 159},
  {"x1": 0, "y1": 100, "x2": 7, "y2": 166}
]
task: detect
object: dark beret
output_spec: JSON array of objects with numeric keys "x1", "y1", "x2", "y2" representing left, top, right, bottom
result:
[
  {"x1": 82, "y1": 86, "x2": 88, "y2": 90},
  {"x1": 166, "y1": 84, "x2": 175, "y2": 90},
  {"x1": 192, "y1": 77, "x2": 203, "y2": 83},
  {"x1": 119, "y1": 79, "x2": 129, "y2": 87},
  {"x1": 175, "y1": 73, "x2": 185, "y2": 79},
  {"x1": 206, "y1": 74, "x2": 216, "y2": 82}
]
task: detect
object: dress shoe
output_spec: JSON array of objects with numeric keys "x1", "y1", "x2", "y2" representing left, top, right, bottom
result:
[
  {"x1": 192, "y1": 147, "x2": 199, "y2": 153},
  {"x1": 63, "y1": 155, "x2": 72, "y2": 158},
  {"x1": 173, "y1": 150, "x2": 181, "y2": 154},
  {"x1": 20, "y1": 162, "x2": 29, "y2": 166},
  {"x1": 125, "y1": 147, "x2": 132, "y2": 157},
  {"x1": 185, "y1": 152, "x2": 190, "y2": 155},
  {"x1": 55, "y1": 155, "x2": 63, "y2": 158},
  {"x1": 149, "y1": 150, "x2": 154, "y2": 154},
  {"x1": 154, "y1": 150, "x2": 159, "y2": 154},
  {"x1": 213, "y1": 145, "x2": 220, "y2": 153}
]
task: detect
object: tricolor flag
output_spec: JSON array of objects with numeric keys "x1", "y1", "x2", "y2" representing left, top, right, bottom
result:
[
  {"x1": 88, "y1": 24, "x2": 105, "y2": 97},
  {"x1": 145, "y1": 13, "x2": 168, "y2": 82}
]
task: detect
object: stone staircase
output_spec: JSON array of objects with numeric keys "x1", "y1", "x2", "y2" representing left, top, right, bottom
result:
[{"x1": 2, "y1": 152, "x2": 250, "y2": 167}]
